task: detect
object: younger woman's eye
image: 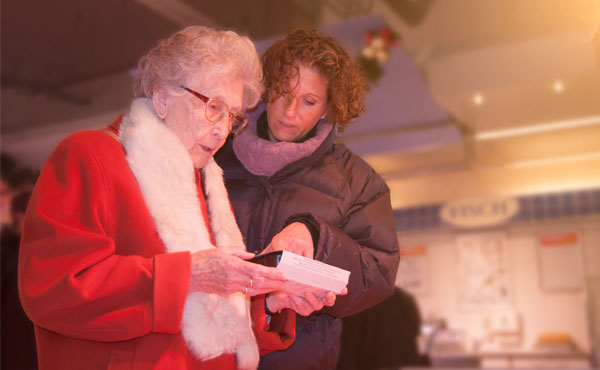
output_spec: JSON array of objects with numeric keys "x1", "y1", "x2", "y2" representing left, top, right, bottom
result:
[{"x1": 304, "y1": 99, "x2": 315, "y2": 106}]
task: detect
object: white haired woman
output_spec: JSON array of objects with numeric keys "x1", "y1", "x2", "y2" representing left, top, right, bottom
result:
[{"x1": 18, "y1": 26, "x2": 337, "y2": 370}]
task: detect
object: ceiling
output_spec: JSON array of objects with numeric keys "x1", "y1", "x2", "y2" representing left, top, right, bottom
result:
[
  {"x1": 366, "y1": 0, "x2": 600, "y2": 207},
  {"x1": 2, "y1": 0, "x2": 600, "y2": 208},
  {"x1": 1, "y1": 0, "x2": 324, "y2": 93}
]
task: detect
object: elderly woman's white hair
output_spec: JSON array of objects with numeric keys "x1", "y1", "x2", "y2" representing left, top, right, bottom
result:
[{"x1": 134, "y1": 26, "x2": 263, "y2": 110}]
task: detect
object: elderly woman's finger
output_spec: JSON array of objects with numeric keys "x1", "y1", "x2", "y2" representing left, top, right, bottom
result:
[
  {"x1": 235, "y1": 261, "x2": 290, "y2": 296},
  {"x1": 244, "y1": 261, "x2": 285, "y2": 280},
  {"x1": 220, "y1": 248, "x2": 256, "y2": 260},
  {"x1": 243, "y1": 275, "x2": 289, "y2": 296},
  {"x1": 245, "y1": 275, "x2": 278, "y2": 290}
]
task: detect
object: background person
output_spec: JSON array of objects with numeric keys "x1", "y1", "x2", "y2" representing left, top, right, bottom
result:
[
  {"x1": 216, "y1": 28, "x2": 400, "y2": 369},
  {"x1": 18, "y1": 26, "x2": 338, "y2": 370},
  {"x1": 337, "y1": 287, "x2": 427, "y2": 370}
]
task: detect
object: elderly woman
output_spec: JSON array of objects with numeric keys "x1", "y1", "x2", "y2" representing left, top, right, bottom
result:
[
  {"x1": 18, "y1": 26, "x2": 336, "y2": 370},
  {"x1": 215, "y1": 28, "x2": 400, "y2": 369}
]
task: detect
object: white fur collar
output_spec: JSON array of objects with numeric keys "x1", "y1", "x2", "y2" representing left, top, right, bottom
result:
[{"x1": 119, "y1": 98, "x2": 259, "y2": 369}]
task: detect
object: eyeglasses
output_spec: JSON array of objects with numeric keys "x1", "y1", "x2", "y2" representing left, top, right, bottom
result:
[{"x1": 181, "y1": 85, "x2": 248, "y2": 134}]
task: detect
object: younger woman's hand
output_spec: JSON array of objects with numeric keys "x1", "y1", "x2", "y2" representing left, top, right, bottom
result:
[
  {"x1": 265, "y1": 287, "x2": 346, "y2": 316},
  {"x1": 262, "y1": 222, "x2": 314, "y2": 258}
]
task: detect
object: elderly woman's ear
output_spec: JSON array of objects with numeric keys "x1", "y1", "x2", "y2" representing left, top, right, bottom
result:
[{"x1": 152, "y1": 89, "x2": 169, "y2": 119}]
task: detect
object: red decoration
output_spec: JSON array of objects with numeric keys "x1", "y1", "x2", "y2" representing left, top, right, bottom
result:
[{"x1": 358, "y1": 26, "x2": 400, "y2": 84}]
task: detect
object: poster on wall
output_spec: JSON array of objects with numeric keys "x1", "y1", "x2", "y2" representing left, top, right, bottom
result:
[
  {"x1": 395, "y1": 243, "x2": 429, "y2": 296},
  {"x1": 455, "y1": 232, "x2": 512, "y2": 311},
  {"x1": 537, "y1": 232, "x2": 583, "y2": 292}
]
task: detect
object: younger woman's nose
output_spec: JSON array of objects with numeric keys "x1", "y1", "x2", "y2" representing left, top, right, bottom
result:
[{"x1": 284, "y1": 94, "x2": 298, "y2": 116}]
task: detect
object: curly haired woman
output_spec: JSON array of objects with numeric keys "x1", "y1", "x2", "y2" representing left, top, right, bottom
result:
[{"x1": 216, "y1": 28, "x2": 400, "y2": 370}]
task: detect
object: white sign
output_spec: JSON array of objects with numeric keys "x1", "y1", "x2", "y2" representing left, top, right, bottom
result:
[
  {"x1": 538, "y1": 232, "x2": 583, "y2": 291},
  {"x1": 440, "y1": 197, "x2": 519, "y2": 228}
]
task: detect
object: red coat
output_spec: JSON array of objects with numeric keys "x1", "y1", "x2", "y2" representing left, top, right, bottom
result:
[{"x1": 18, "y1": 118, "x2": 294, "y2": 370}]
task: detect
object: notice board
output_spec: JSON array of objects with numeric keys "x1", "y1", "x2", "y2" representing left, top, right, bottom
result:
[{"x1": 537, "y1": 232, "x2": 584, "y2": 292}]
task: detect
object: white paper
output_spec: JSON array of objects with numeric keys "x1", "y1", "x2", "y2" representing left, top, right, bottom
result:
[
  {"x1": 455, "y1": 232, "x2": 512, "y2": 311},
  {"x1": 276, "y1": 251, "x2": 350, "y2": 294}
]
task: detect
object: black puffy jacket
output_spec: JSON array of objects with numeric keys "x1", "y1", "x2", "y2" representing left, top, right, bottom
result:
[{"x1": 215, "y1": 113, "x2": 400, "y2": 370}]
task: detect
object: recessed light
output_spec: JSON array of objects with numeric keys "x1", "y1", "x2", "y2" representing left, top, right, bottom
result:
[
  {"x1": 553, "y1": 80, "x2": 564, "y2": 93},
  {"x1": 473, "y1": 93, "x2": 484, "y2": 106}
]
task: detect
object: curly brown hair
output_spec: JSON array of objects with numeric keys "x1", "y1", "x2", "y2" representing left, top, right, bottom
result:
[{"x1": 261, "y1": 28, "x2": 368, "y2": 132}]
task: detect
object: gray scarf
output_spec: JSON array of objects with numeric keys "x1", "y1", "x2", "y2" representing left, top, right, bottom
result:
[{"x1": 233, "y1": 103, "x2": 333, "y2": 177}]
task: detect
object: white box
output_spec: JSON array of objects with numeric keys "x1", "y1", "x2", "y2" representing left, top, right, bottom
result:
[{"x1": 276, "y1": 251, "x2": 350, "y2": 294}]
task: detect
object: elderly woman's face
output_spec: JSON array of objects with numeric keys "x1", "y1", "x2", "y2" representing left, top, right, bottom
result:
[
  {"x1": 266, "y1": 64, "x2": 328, "y2": 142},
  {"x1": 160, "y1": 74, "x2": 244, "y2": 169}
]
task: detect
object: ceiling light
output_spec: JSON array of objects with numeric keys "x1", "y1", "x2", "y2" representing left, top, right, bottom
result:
[
  {"x1": 472, "y1": 93, "x2": 484, "y2": 106},
  {"x1": 475, "y1": 115, "x2": 600, "y2": 141},
  {"x1": 553, "y1": 80, "x2": 564, "y2": 93},
  {"x1": 508, "y1": 152, "x2": 600, "y2": 169}
]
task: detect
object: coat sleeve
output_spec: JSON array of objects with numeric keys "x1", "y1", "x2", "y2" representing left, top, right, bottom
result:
[
  {"x1": 18, "y1": 135, "x2": 191, "y2": 342},
  {"x1": 312, "y1": 185, "x2": 400, "y2": 318},
  {"x1": 250, "y1": 295, "x2": 296, "y2": 355}
]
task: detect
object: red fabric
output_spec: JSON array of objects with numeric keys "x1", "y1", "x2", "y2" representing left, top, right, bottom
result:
[
  {"x1": 18, "y1": 118, "x2": 294, "y2": 370},
  {"x1": 251, "y1": 295, "x2": 296, "y2": 356},
  {"x1": 196, "y1": 172, "x2": 216, "y2": 246}
]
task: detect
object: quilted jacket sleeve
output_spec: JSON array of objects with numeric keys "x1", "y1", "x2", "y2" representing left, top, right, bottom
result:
[{"x1": 312, "y1": 180, "x2": 400, "y2": 318}]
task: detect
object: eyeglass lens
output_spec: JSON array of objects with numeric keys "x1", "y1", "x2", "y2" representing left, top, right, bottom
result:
[
  {"x1": 205, "y1": 100, "x2": 225, "y2": 122},
  {"x1": 204, "y1": 99, "x2": 247, "y2": 133},
  {"x1": 230, "y1": 114, "x2": 247, "y2": 132}
]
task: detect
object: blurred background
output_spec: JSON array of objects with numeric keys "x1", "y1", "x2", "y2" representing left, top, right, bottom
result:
[{"x1": 2, "y1": 0, "x2": 600, "y2": 368}]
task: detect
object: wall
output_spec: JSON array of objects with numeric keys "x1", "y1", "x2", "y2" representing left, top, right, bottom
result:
[{"x1": 396, "y1": 216, "x2": 600, "y2": 354}]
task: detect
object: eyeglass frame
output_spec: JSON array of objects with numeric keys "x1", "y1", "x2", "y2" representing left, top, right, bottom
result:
[{"x1": 180, "y1": 85, "x2": 248, "y2": 134}]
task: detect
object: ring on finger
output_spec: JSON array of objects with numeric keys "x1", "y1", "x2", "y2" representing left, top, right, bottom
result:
[
  {"x1": 244, "y1": 286, "x2": 248, "y2": 295},
  {"x1": 249, "y1": 276, "x2": 253, "y2": 288}
]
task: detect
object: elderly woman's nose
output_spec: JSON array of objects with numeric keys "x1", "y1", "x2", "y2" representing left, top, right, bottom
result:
[{"x1": 211, "y1": 120, "x2": 229, "y2": 139}]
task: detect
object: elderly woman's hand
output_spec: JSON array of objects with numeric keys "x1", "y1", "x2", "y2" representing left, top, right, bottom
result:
[
  {"x1": 189, "y1": 248, "x2": 286, "y2": 296},
  {"x1": 265, "y1": 287, "x2": 348, "y2": 316},
  {"x1": 263, "y1": 222, "x2": 314, "y2": 258}
]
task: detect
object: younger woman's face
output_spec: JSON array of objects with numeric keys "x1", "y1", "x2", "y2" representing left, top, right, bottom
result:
[{"x1": 266, "y1": 64, "x2": 328, "y2": 142}]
